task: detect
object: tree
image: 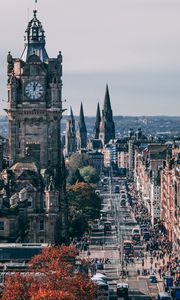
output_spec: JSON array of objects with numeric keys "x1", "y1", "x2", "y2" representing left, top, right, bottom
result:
[
  {"x1": 80, "y1": 166, "x2": 100, "y2": 184},
  {"x1": 66, "y1": 168, "x2": 84, "y2": 185},
  {"x1": 69, "y1": 209, "x2": 88, "y2": 237},
  {"x1": 66, "y1": 153, "x2": 89, "y2": 185},
  {"x1": 2, "y1": 246, "x2": 96, "y2": 300},
  {"x1": 67, "y1": 182, "x2": 101, "y2": 238},
  {"x1": 67, "y1": 153, "x2": 89, "y2": 171}
]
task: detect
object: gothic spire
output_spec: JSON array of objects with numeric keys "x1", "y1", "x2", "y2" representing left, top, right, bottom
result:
[
  {"x1": 70, "y1": 106, "x2": 74, "y2": 119},
  {"x1": 67, "y1": 106, "x2": 75, "y2": 132},
  {"x1": 93, "y1": 102, "x2": 101, "y2": 139},
  {"x1": 79, "y1": 102, "x2": 86, "y2": 129},
  {"x1": 76, "y1": 102, "x2": 87, "y2": 150},
  {"x1": 103, "y1": 84, "x2": 112, "y2": 112},
  {"x1": 23, "y1": 10, "x2": 49, "y2": 62},
  {"x1": 99, "y1": 85, "x2": 115, "y2": 145},
  {"x1": 65, "y1": 106, "x2": 76, "y2": 157}
]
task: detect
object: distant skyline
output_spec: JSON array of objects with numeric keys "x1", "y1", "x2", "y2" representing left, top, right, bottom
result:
[{"x1": 0, "y1": 0, "x2": 180, "y2": 116}]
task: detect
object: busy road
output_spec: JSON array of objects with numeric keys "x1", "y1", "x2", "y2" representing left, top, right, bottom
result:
[{"x1": 78, "y1": 174, "x2": 179, "y2": 300}]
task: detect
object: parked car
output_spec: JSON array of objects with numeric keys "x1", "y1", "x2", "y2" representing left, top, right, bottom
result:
[{"x1": 96, "y1": 263, "x2": 104, "y2": 270}]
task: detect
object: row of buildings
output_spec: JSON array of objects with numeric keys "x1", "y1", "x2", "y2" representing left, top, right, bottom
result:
[{"x1": 134, "y1": 142, "x2": 180, "y2": 252}]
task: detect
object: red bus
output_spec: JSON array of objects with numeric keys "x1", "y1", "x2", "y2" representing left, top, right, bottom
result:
[{"x1": 123, "y1": 240, "x2": 134, "y2": 257}]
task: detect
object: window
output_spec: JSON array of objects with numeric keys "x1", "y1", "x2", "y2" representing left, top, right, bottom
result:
[
  {"x1": 0, "y1": 222, "x2": 4, "y2": 231},
  {"x1": 39, "y1": 220, "x2": 44, "y2": 231},
  {"x1": 27, "y1": 197, "x2": 32, "y2": 207},
  {"x1": 8, "y1": 90, "x2": 10, "y2": 102}
]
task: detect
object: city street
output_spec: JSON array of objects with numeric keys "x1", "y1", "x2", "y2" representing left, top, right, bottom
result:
[{"x1": 85, "y1": 176, "x2": 161, "y2": 299}]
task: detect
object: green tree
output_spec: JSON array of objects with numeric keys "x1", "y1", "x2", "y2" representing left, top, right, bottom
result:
[
  {"x1": 67, "y1": 153, "x2": 89, "y2": 171},
  {"x1": 67, "y1": 182, "x2": 101, "y2": 238},
  {"x1": 66, "y1": 153, "x2": 89, "y2": 185},
  {"x1": 67, "y1": 169, "x2": 84, "y2": 185},
  {"x1": 80, "y1": 166, "x2": 100, "y2": 184}
]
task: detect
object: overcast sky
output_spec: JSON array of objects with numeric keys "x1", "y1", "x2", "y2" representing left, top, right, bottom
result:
[{"x1": 0, "y1": 0, "x2": 180, "y2": 116}]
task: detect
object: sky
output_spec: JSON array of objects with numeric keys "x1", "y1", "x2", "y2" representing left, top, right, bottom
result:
[{"x1": 0, "y1": 0, "x2": 180, "y2": 116}]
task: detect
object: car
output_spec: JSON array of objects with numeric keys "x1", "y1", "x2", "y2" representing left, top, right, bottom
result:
[
  {"x1": 115, "y1": 185, "x2": 120, "y2": 193},
  {"x1": 96, "y1": 262, "x2": 104, "y2": 270},
  {"x1": 98, "y1": 225, "x2": 104, "y2": 231},
  {"x1": 92, "y1": 273, "x2": 108, "y2": 282},
  {"x1": 120, "y1": 199, "x2": 126, "y2": 207},
  {"x1": 148, "y1": 275, "x2": 157, "y2": 283}
]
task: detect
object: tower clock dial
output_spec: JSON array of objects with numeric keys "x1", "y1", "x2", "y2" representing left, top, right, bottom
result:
[{"x1": 25, "y1": 81, "x2": 44, "y2": 100}]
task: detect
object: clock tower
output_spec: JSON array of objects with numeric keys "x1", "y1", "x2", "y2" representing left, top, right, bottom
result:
[
  {"x1": 5, "y1": 10, "x2": 68, "y2": 244},
  {"x1": 7, "y1": 10, "x2": 63, "y2": 169}
]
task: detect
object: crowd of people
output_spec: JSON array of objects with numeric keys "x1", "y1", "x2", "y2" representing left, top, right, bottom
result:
[
  {"x1": 71, "y1": 180, "x2": 179, "y2": 291},
  {"x1": 128, "y1": 183, "x2": 180, "y2": 288}
]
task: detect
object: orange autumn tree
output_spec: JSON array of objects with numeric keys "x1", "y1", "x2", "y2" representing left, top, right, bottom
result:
[{"x1": 2, "y1": 245, "x2": 96, "y2": 300}]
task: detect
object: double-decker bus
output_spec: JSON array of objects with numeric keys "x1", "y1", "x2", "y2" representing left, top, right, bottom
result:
[{"x1": 123, "y1": 240, "x2": 134, "y2": 257}]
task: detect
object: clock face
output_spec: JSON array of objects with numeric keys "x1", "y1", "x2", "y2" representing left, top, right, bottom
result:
[{"x1": 25, "y1": 81, "x2": 44, "y2": 100}]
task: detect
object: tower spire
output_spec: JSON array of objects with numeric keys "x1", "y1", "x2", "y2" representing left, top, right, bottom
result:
[
  {"x1": 76, "y1": 102, "x2": 87, "y2": 150},
  {"x1": 93, "y1": 102, "x2": 101, "y2": 139},
  {"x1": 103, "y1": 84, "x2": 112, "y2": 112},
  {"x1": 99, "y1": 85, "x2": 115, "y2": 145},
  {"x1": 23, "y1": 9, "x2": 49, "y2": 62},
  {"x1": 65, "y1": 107, "x2": 76, "y2": 157}
]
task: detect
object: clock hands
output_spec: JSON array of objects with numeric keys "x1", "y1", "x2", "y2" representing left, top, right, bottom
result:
[
  {"x1": 33, "y1": 82, "x2": 36, "y2": 91},
  {"x1": 33, "y1": 81, "x2": 38, "y2": 91}
]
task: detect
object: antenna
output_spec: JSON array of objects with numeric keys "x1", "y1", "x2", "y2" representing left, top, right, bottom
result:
[
  {"x1": 27, "y1": 8, "x2": 30, "y2": 22},
  {"x1": 34, "y1": 0, "x2": 37, "y2": 10}
]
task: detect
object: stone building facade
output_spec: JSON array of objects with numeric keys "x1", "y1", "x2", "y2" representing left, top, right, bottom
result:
[
  {"x1": 0, "y1": 10, "x2": 68, "y2": 244},
  {"x1": 160, "y1": 149, "x2": 180, "y2": 251}
]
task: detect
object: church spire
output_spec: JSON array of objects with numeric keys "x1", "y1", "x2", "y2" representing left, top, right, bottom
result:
[
  {"x1": 68, "y1": 106, "x2": 75, "y2": 133},
  {"x1": 93, "y1": 102, "x2": 101, "y2": 139},
  {"x1": 65, "y1": 107, "x2": 76, "y2": 157},
  {"x1": 103, "y1": 84, "x2": 112, "y2": 112},
  {"x1": 76, "y1": 102, "x2": 87, "y2": 150},
  {"x1": 79, "y1": 102, "x2": 86, "y2": 128},
  {"x1": 99, "y1": 84, "x2": 115, "y2": 145},
  {"x1": 24, "y1": 10, "x2": 48, "y2": 62}
]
